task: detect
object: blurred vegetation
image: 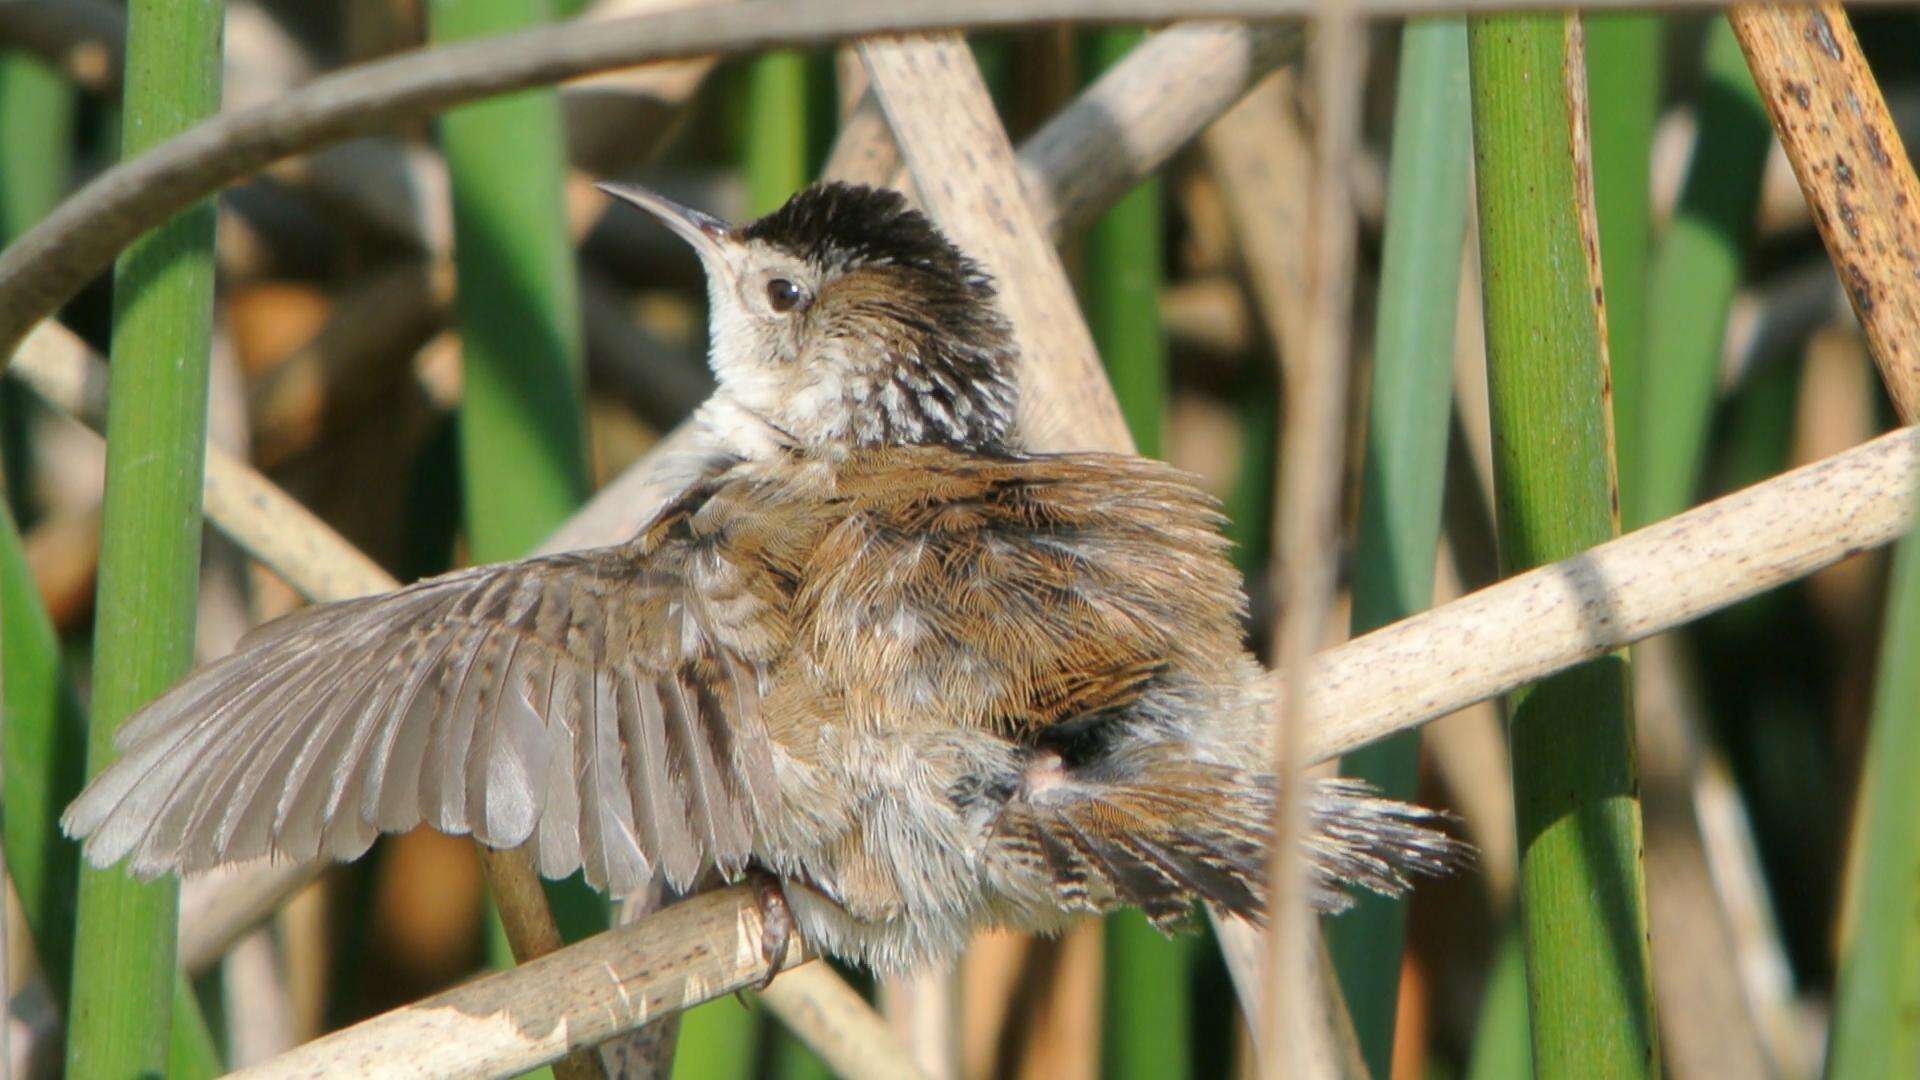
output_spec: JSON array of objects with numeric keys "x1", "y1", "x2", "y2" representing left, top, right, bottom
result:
[{"x1": 0, "y1": 5, "x2": 1916, "y2": 1078}]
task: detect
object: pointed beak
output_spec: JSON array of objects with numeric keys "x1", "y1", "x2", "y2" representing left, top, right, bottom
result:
[{"x1": 597, "y1": 181, "x2": 739, "y2": 270}]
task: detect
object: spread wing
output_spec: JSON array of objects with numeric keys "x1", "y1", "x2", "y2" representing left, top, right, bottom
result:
[{"x1": 63, "y1": 484, "x2": 795, "y2": 896}]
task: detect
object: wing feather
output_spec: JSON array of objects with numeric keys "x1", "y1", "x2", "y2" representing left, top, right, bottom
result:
[
  {"x1": 660, "y1": 670, "x2": 749, "y2": 874},
  {"x1": 463, "y1": 635, "x2": 548, "y2": 849},
  {"x1": 532, "y1": 664, "x2": 584, "y2": 881},
  {"x1": 193, "y1": 665, "x2": 350, "y2": 866},
  {"x1": 63, "y1": 477, "x2": 797, "y2": 897},
  {"x1": 622, "y1": 676, "x2": 701, "y2": 888}
]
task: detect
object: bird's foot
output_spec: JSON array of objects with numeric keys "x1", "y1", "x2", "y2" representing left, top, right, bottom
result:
[{"x1": 748, "y1": 868, "x2": 796, "y2": 990}]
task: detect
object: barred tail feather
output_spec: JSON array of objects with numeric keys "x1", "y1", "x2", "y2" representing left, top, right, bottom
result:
[{"x1": 1302, "y1": 777, "x2": 1471, "y2": 913}]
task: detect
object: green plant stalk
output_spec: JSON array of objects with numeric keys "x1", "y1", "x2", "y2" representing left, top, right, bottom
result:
[
  {"x1": 1631, "y1": 19, "x2": 1769, "y2": 528},
  {"x1": 168, "y1": 970, "x2": 222, "y2": 1079},
  {"x1": 1075, "y1": 31, "x2": 1189, "y2": 1077},
  {"x1": 1583, "y1": 14, "x2": 1660, "y2": 513},
  {"x1": 1327, "y1": 19, "x2": 1472, "y2": 1077},
  {"x1": 1467, "y1": 13, "x2": 1659, "y2": 1076},
  {"x1": 0, "y1": 47, "x2": 82, "y2": 1005},
  {"x1": 64, "y1": 2, "x2": 223, "y2": 1075},
  {"x1": 746, "y1": 51, "x2": 811, "y2": 216},
  {"x1": 770, "y1": 1022, "x2": 835, "y2": 1080},
  {"x1": 4, "y1": 424, "x2": 224, "y2": 1080},
  {"x1": 1464, "y1": 926, "x2": 1535, "y2": 1080},
  {"x1": 1825, "y1": 483, "x2": 1920, "y2": 1075},
  {"x1": 1222, "y1": 376, "x2": 1276, "y2": 581},
  {"x1": 433, "y1": 0, "x2": 590, "y2": 567},
  {"x1": 676, "y1": 995, "x2": 763, "y2": 1077},
  {"x1": 0, "y1": 52, "x2": 73, "y2": 517},
  {"x1": 1081, "y1": 28, "x2": 1164, "y2": 459},
  {"x1": 0, "y1": 498, "x2": 85, "y2": 999},
  {"x1": 0, "y1": 54, "x2": 69, "y2": 256},
  {"x1": 1102, "y1": 909, "x2": 1190, "y2": 1079}
]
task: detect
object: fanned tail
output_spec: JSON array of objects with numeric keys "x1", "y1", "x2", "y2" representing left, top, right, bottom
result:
[{"x1": 993, "y1": 754, "x2": 1470, "y2": 929}]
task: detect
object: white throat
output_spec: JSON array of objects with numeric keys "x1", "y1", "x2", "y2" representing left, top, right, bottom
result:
[{"x1": 693, "y1": 393, "x2": 798, "y2": 461}]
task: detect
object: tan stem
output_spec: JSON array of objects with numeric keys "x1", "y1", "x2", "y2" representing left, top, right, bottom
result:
[
  {"x1": 226, "y1": 886, "x2": 808, "y2": 1080},
  {"x1": 1729, "y1": 0, "x2": 1920, "y2": 420}
]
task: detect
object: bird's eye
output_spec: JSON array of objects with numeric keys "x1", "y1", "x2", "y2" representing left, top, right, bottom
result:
[{"x1": 766, "y1": 278, "x2": 805, "y2": 313}]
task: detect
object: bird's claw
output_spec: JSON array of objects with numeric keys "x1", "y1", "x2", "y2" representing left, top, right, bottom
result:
[{"x1": 748, "y1": 869, "x2": 796, "y2": 990}]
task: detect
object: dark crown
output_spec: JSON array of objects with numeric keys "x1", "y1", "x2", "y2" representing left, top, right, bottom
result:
[
  {"x1": 745, "y1": 184, "x2": 991, "y2": 286},
  {"x1": 747, "y1": 183, "x2": 1020, "y2": 450}
]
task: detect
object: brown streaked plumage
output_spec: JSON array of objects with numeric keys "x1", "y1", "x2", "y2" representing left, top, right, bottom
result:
[{"x1": 64, "y1": 182, "x2": 1462, "y2": 972}]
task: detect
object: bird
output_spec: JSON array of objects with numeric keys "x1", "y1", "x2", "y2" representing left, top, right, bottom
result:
[{"x1": 63, "y1": 180, "x2": 1463, "y2": 974}]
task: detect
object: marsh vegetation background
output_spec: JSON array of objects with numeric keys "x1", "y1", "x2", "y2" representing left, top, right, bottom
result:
[{"x1": 0, "y1": 1, "x2": 1916, "y2": 1077}]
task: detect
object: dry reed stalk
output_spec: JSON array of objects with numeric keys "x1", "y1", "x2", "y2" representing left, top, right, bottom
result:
[
  {"x1": 227, "y1": 885, "x2": 807, "y2": 1079},
  {"x1": 1729, "y1": 1, "x2": 1920, "y2": 420},
  {"x1": 1635, "y1": 636, "x2": 1777, "y2": 1078},
  {"x1": 860, "y1": 32, "x2": 1121, "y2": 450},
  {"x1": 1290, "y1": 422, "x2": 1919, "y2": 762},
  {"x1": 856, "y1": 36, "x2": 1121, "y2": 1075},
  {"x1": 1260, "y1": 7, "x2": 1366, "y2": 1075},
  {"x1": 1422, "y1": 548, "x2": 1516, "y2": 903},
  {"x1": 1200, "y1": 72, "x2": 1314, "y2": 370},
  {"x1": 879, "y1": 969, "x2": 959, "y2": 1080},
  {"x1": 759, "y1": 963, "x2": 931, "y2": 1080}
]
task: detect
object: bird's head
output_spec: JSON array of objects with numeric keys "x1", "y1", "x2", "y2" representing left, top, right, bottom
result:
[{"x1": 602, "y1": 180, "x2": 1019, "y2": 452}]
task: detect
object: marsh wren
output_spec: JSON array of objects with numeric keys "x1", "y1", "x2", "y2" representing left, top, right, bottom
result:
[{"x1": 65, "y1": 182, "x2": 1460, "y2": 972}]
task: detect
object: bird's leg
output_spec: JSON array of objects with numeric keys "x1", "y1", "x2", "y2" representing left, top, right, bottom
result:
[{"x1": 747, "y1": 867, "x2": 797, "y2": 989}]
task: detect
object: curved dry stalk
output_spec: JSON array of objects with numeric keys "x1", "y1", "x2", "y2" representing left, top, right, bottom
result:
[
  {"x1": 0, "y1": 0, "x2": 1301, "y2": 359},
  {"x1": 1729, "y1": 1, "x2": 1920, "y2": 420}
]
